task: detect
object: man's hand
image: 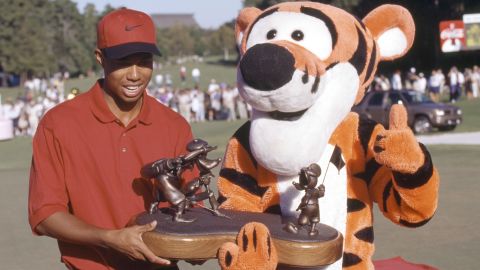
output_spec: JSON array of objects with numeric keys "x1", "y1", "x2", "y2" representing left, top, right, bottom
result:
[
  {"x1": 36, "y1": 212, "x2": 170, "y2": 266},
  {"x1": 374, "y1": 104, "x2": 424, "y2": 174},
  {"x1": 103, "y1": 221, "x2": 170, "y2": 265}
]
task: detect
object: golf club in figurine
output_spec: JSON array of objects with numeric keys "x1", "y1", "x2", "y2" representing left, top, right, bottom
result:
[
  {"x1": 285, "y1": 163, "x2": 325, "y2": 236},
  {"x1": 141, "y1": 139, "x2": 226, "y2": 222}
]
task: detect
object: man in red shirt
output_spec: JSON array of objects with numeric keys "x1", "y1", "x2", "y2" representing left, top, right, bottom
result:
[{"x1": 28, "y1": 8, "x2": 195, "y2": 270}]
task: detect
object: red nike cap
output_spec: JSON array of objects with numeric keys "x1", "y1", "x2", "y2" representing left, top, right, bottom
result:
[{"x1": 97, "y1": 8, "x2": 161, "y2": 59}]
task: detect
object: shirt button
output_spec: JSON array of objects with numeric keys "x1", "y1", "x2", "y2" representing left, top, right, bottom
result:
[
  {"x1": 121, "y1": 147, "x2": 127, "y2": 152},
  {"x1": 122, "y1": 133, "x2": 126, "y2": 137}
]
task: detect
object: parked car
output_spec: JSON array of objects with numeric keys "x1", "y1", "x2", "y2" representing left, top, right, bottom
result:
[{"x1": 351, "y1": 90, "x2": 462, "y2": 134}]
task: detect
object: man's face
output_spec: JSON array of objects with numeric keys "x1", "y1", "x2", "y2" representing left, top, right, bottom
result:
[{"x1": 97, "y1": 51, "x2": 153, "y2": 105}]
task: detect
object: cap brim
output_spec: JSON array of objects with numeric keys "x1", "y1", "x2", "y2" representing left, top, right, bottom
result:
[{"x1": 101, "y1": 42, "x2": 161, "y2": 59}]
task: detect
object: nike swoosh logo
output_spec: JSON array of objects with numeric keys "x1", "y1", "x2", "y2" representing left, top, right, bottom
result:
[{"x1": 125, "y1": 24, "x2": 143, "y2": 31}]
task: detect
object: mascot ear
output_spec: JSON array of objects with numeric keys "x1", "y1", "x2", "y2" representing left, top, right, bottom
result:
[
  {"x1": 235, "y1": 7, "x2": 262, "y2": 53},
  {"x1": 363, "y1": 5, "x2": 415, "y2": 61}
]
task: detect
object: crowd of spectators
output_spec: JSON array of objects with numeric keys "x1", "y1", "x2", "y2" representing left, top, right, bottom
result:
[
  {"x1": 3, "y1": 64, "x2": 479, "y2": 138},
  {"x1": 371, "y1": 65, "x2": 480, "y2": 103},
  {"x1": 148, "y1": 76, "x2": 251, "y2": 123},
  {"x1": 0, "y1": 73, "x2": 69, "y2": 138},
  {"x1": 0, "y1": 67, "x2": 253, "y2": 138},
  {"x1": 145, "y1": 64, "x2": 251, "y2": 123}
]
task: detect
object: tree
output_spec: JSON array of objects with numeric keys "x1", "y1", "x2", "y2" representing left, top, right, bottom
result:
[
  {"x1": 242, "y1": 0, "x2": 359, "y2": 10},
  {"x1": 2, "y1": 0, "x2": 475, "y2": 79},
  {"x1": 0, "y1": 0, "x2": 54, "y2": 79},
  {"x1": 46, "y1": 0, "x2": 93, "y2": 75},
  {"x1": 209, "y1": 24, "x2": 236, "y2": 60},
  {"x1": 98, "y1": 4, "x2": 116, "y2": 19},
  {"x1": 190, "y1": 27, "x2": 209, "y2": 57},
  {"x1": 0, "y1": 0, "x2": 102, "y2": 78},
  {"x1": 329, "y1": 0, "x2": 359, "y2": 12},
  {"x1": 156, "y1": 24, "x2": 196, "y2": 59},
  {"x1": 80, "y1": 3, "x2": 99, "y2": 73},
  {"x1": 243, "y1": 0, "x2": 289, "y2": 9}
]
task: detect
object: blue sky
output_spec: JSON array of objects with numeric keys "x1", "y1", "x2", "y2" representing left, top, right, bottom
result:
[{"x1": 72, "y1": 0, "x2": 244, "y2": 29}]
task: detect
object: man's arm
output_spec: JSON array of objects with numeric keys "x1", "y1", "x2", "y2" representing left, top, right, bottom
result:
[
  {"x1": 30, "y1": 119, "x2": 169, "y2": 266},
  {"x1": 36, "y1": 212, "x2": 170, "y2": 265}
]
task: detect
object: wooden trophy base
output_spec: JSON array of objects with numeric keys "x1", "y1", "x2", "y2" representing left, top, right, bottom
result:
[{"x1": 136, "y1": 208, "x2": 343, "y2": 268}]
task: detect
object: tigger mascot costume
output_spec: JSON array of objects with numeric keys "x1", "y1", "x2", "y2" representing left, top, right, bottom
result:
[{"x1": 215, "y1": 1, "x2": 439, "y2": 270}]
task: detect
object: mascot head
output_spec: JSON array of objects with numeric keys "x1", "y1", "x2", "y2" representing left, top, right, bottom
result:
[{"x1": 235, "y1": 1, "x2": 415, "y2": 175}]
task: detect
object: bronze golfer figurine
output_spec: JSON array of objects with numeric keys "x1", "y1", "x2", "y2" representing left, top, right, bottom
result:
[
  {"x1": 180, "y1": 139, "x2": 228, "y2": 218},
  {"x1": 141, "y1": 139, "x2": 225, "y2": 222},
  {"x1": 285, "y1": 163, "x2": 325, "y2": 236}
]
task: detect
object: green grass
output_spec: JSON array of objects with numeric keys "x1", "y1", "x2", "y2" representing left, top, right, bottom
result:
[
  {"x1": 155, "y1": 55, "x2": 238, "y2": 91},
  {"x1": 65, "y1": 76, "x2": 98, "y2": 93},
  {"x1": 191, "y1": 120, "x2": 245, "y2": 155},
  {"x1": 453, "y1": 98, "x2": 480, "y2": 132},
  {"x1": 65, "y1": 56, "x2": 238, "y2": 94},
  {"x1": 0, "y1": 136, "x2": 32, "y2": 170},
  {"x1": 373, "y1": 145, "x2": 480, "y2": 269},
  {"x1": 0, "y1": 55, "x2": 237, "y2": 100},
  {"x1": 1, "y1": 120, "x2": 479, "y2": 269},
  {"x1": 0, "y1": 85, "x2": 23, "y2": 102}
]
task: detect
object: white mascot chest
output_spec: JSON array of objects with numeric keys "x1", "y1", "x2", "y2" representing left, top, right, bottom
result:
[{"x1": 277, "y1": 143, "x2": 347, "y2": 270}]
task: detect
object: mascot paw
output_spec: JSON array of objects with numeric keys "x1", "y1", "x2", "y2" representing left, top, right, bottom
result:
[
  {"x1": 218, "y1": 222, "x2": 278, "y2": 270},
  {"x1": 374, "y1": 105, "x2": 424, "y2": 174}
]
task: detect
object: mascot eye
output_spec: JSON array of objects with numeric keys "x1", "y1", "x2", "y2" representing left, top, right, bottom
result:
[
  {"x1": 266, "y1": 29, "x2": 277, "y2": 40},
  {"x1": 246, "y1": 12, "x2": 332, "y2": 60},
  {"x1": 291, "y1": 30, "x2": 304, "y2": 41}
]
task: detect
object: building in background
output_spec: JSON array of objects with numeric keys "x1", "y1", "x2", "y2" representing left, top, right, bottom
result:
[{"x1": 150, "y1": 14, "x2": 199, "y2": 29}]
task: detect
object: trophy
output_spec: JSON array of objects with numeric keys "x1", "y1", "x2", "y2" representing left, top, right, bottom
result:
[{"x1": 136, "y1": 139, "x2": 342, "y2": 268}]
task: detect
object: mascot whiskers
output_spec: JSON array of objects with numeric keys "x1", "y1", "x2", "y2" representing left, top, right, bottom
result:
[{"x1": 216, "y1": 1, "x2": 439, "y2": 270}]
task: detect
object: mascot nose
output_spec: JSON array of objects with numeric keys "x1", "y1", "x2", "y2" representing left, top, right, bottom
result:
[{"x1": 240, "y1": 43, "x2": 295, "y2": 91}]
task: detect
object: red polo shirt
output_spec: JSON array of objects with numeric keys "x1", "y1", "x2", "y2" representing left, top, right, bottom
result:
[{"x1": 28, "y1": 80, "x2": 196, "y2": 269}]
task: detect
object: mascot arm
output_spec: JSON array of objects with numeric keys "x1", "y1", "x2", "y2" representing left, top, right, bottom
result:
[
  {"x1": 216, "y1": 134, "x2": 280, "y2": 270},
  {"x1": 218, "y1": 135, "x2": 271, "y2": 212},
  {"x1": 218, "y1": 222, "x2": 278, "y2": 270},
  {"x1": 369, "y1": 105, "x2": 439, "y2": 226},
  {"x1": 217, "y1": 179, "x2": 263, "y2": 212}
]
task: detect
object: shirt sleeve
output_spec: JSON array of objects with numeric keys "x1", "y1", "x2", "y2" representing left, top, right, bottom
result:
[{"x1": 28, "y1": 117, "x2": 69, "y2": 234}]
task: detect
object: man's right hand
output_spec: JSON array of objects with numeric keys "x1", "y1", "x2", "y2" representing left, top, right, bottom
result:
[
  {"x1": 103, "y1": 220, "x2": 170, "y2": 265},
  {"x1": 36, "y1": 212, "x2": 170, "y2": 266}
]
